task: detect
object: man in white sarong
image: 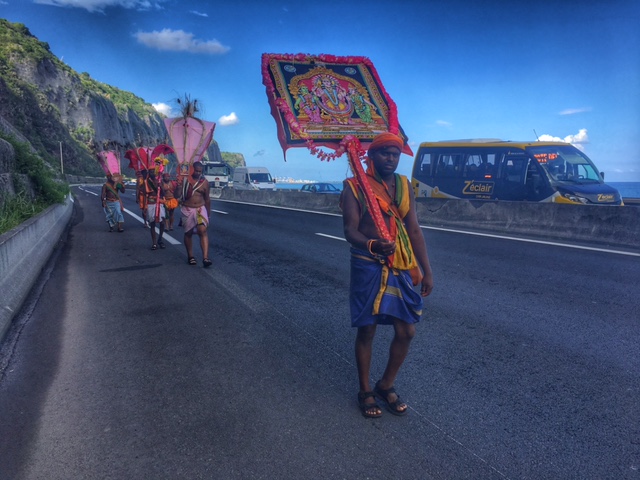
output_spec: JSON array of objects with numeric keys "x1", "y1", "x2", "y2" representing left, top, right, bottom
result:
[{"x1": 180, "y1": 161, "x2": 211, "y2": 267}]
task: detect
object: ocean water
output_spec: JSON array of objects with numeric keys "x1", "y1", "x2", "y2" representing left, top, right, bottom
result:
[
  {"x1": 276, "y1": 182, "x2": 343, "y2": 191},
  {"x1": 608, "y1": 182, "x2": 640, "y2": 199}
]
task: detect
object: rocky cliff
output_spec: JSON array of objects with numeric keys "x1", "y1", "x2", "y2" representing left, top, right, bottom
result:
[{"x1": 0, "y1": 20, "x2": 169, "y2": 177}]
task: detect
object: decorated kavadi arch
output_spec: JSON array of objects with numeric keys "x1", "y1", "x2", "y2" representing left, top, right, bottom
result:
[
  {"x1": 261, "y1": 53, "x2": 413, "y2": 243},
  {"x1": 96, "y1": 150, "x2": 122, "y2": 180},
  {"x1": 125, "y1": 144, "x2": 175, "y2": 222},
  {"x1": 163, "y1": 96, "x2": 216, "y2": 180}
]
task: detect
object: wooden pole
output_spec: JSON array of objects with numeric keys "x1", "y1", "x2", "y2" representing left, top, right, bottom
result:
[{"x1": 345, "y1": 139, "x2": 391, "y2": 242}]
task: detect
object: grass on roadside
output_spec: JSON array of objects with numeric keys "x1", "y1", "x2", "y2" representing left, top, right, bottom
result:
[
  {"x1": 0, "y1": 193, "x2": 48, "y2": 235},
  {"x1": 0, "y1": 132, "x2": 69, "y2": 235}
]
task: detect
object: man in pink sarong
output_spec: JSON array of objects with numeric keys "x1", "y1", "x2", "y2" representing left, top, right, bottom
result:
[{"x1": 180, "y1": 161, "x2": 212, "y2": 267}]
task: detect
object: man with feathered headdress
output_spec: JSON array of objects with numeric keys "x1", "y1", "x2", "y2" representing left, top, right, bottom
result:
[{"x1": 341, "y1": 132, "x2": 434, "y2": 418}]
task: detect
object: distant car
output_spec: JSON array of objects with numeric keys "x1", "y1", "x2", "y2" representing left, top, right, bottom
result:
[
  {"x1": 300, "y1": 183, "x2": 341, "y2": 194},
  {"x1": 125, "y1": 180, "x2": 137, "y2": 187}
]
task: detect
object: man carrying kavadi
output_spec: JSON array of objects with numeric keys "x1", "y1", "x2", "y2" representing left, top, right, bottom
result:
[
  {"x1": 144, "y1": 168, "x2": 166, "y2": 250},
  {"x1": 161, "y1": 172, "x2": 178, "y2": 231},
  {"x1": 341, "y1": 132, "x2": 434, "y2": 418},
  {"x1": 137, "y1": 170, "x2": 149, "y2": 228},
  {"x1": 101, "y1": 174, "x2": 125, "y2": 232},
  {"x1": 180, "y1": 161, "x2": 212, "y2": 267}
]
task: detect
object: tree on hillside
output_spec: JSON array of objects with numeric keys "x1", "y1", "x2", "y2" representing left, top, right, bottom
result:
[{"x1": 221, "y1": 152, "x2": 245, "y2": 169}]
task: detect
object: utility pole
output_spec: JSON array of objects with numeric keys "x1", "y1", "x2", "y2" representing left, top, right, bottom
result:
[{"x1": 59, "y1": 141, "x2": 64, "y2": 175}]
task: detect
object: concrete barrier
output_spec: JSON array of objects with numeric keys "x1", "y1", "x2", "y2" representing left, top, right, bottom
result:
[
  {"x1": 221, "y1": 188, "x2": 640, "y2": 251},
  {"x1": 413, "y1": 198, "x2": 640, "y2": 250},
  {"x1": 0, "y1": 194, "x2": 74, "y2": 342},
  {"x1": 221, "y1": 188, "x2": 343, "y2": 214}
]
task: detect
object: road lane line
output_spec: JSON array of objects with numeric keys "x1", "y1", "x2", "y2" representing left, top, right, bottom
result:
[
  {"x1": 123, "y1": 209, "x2": 181, "y2": 245},
  {"x1": 211, "y1": 209, "x2": 228, "y2": 215},
  {"x1": 317, "y1": 226, "x2": 638, "y2": 257},
  {"x1": 215, "y1": 199, "x2": 341, "y2": 216},
  {"x1": 77, "y1": 187, "x2": 181, "y2": 244},
  {"x1": 316, "y1": 233, "x2": 346, "y2": 241},
  {"x1": 91, "y1": 193, "x2": 636, "y2": 257},
  {"x1": 421, "y1": 225, "x2": 640, "y2": 257}
]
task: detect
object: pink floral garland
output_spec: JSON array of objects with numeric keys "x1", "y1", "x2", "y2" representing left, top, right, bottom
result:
[{"x1": 262, "y1": 53, "x2": 400, "y2": 162}]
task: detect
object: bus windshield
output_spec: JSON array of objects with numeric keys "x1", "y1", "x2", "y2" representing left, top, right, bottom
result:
[{"x1": 528, "y1": 145, "x2": 602, "y2": 185}]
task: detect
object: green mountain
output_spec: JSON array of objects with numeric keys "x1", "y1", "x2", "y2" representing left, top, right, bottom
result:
[
  {"x1": 0, "y1": 19, "x2": 241, "y2": 179},
  {"x1": 0, "y1": 19, "x2": 170, "y2": 177}
]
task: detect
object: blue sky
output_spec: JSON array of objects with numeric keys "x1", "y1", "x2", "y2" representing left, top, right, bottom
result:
[{"x1": 1, "y1": 0, "x2": 639, "y2": 182}]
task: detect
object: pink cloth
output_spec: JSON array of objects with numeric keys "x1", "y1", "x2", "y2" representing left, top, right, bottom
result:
[
  {"x1": 181, "y1": 205, "x2": 209, "y2": 232},
  {"x1": 164, "y1": 117, "x2": 215, "y2": 165}
]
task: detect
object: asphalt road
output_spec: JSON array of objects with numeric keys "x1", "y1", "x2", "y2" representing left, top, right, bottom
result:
[{"x1": 0, "y1": 185, "x2": 638, "y2": 479}]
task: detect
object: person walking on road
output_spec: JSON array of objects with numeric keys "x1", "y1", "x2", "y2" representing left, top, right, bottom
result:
[
  {"x1": 179, "y1": 161, "x2": 211, "y2": 267},
  {"x1": 161, "y1": 172, "x2": 178, "y2": 231},
  {"x1": 144, "y1": 169, "x2": 166, "y2": 250},
  {"x1": 101, "y1": 174, "x2": 125, "y2": 232},
  {"x1": 341, "y1": 132, "x2": 434, "y2": 418},
  {"x1": 137, "y1": 170, "x2": 149, "y2": 228}
]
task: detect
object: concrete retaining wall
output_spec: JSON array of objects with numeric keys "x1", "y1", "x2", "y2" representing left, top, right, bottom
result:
[
  {"x1": 414, "y1": 198, "x2": 639, "y2": 249},
  {"x1": 0, "y1": 194, "x2": 74, "y2": 341},
  {"x1": 220, "y1": 188, "x2": 640, "y2": 251}
]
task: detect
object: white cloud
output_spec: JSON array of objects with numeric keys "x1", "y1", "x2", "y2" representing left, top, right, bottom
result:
[
  {"x1": 152, "y1": 102, "x2": 172, "y2": 116},
  {"x1": 190, "y1": 10, "x2": 208, "y2": 17},
  {"x1": 436, "y1": 120, "x2": 452, "y2": 127},
  {"x1": 134, "y1": 29, "x2": 230, "y2": 54},
  {"x1": 565, "y1": 128, "x2": 589, "y2": 144},
  {"x1": 559, "y1": 107, "x2": 592, "y2": 116},
  {"x1": 34, "y1": 0, "x2": 164, "y2": 14},
  {"x1": 537, "y1": 128, "x2": 589, "y2": 150},
  {"x1": 218, "y1": 112, "x2": 239, "y2": 126}
]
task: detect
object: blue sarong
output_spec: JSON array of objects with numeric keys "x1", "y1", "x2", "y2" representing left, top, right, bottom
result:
[
  {"x1": 349, "y1": 247, "x2": 423, "y2": 327},
  {"x1": 104, "y1": 200, "x2": 123, "y2": 227}
]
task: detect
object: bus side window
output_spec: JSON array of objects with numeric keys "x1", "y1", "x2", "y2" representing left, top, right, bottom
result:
[
  {"x1": 482, "y1": 154, "x2": 497, "y2": 178},
  {"x1": 420, "y1": 153, "x2": 432, "y2": 176},
  {"x1": 503, "y1": 157, "x2": 527, "y2": 183},
  {"x1": 464, "y1": 154, "x2": 482, "y2": 178},
  {"x1": 435, "y1": 156, "x2": 449, "y2": 176},
  {"x1": 526, "y1": 158, "x2": 544, "y2": 195}
]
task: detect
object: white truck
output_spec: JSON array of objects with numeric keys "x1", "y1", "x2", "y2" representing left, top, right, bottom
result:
[
  {"x1": 202, "y1": 161, "x2": 231, "y2": 198},
  {"x1": 231, "y1": 166, "x2": 276, "y2": 191}
]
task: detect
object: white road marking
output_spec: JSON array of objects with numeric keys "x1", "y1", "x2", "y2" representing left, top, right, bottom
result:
[
  {"x1": 211, "y1": 209, "x2": 228, "y2": 215},
  {"x1": 78, "y1": 187, "x2": 181, "y2": 244},
  {"x1": 316, "y1": 233, "x2": 346, "y2": 241},
  {"x1": 215, "y1": 199, "x2": 341, "y2": 216},
  {"x1": 316, "y1": 226, "x2": 638, "y2": 257},
  {"x1": 85, "y1": 191, "x2": 637, "y2": 257},
  {"x1": 420, "y1": 225, "x2": 640, "y2": 257},
  {"x1": 123, "y1": 209, "x2": 181, "y2": 245}
]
